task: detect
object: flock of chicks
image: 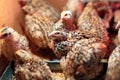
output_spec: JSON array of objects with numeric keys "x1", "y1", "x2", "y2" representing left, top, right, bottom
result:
[{"x1": 0, "y1": 0, "x2": 120, "y2": 80}]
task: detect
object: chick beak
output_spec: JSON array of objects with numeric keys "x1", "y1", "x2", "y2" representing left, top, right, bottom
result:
[
  {"x1": 0, "y1": 33, "x2": 5, "y2": 39},
  {"x1": 115, "y1": 21, "x2": 120, "y2": 29},
  {"x1": 15, "y1": 50, "x2": 32, "y2": 61},
  {"x1": 48, "y1": 31, "x2": 59, "y2": 38},
  {"x1": 0, "y1": 33, "x2": 11, "y2": 39}
]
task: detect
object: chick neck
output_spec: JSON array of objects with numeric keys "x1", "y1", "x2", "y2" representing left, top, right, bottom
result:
[{"x1": 62, "y1": 18, "x2": 76, "y2": 31}]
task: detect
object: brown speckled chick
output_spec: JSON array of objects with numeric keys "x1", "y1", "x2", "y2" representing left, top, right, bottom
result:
[
  {"x1": 49, "y1": 30, "x2": 94, "y2": 57},
  {"x1": 0, "y1": 27, "x2": 29, "y2": 61},
  {"x1": 23, "y1": 0, "x2": 60, "y2": 48},
  {"x1": 49, "y1": 30, "x2": 68, "y2": 57},
  {"x1": 14, "y1": 49, "x2": 55, "y2": 80},
  {"x1": 60, "y1": 38, "x2": 107, "y2": 80},
  {"x1": 49, "y1": 28, "x2": 107, "y2": 80},
  {"x1": 105, "y1": 45, "x2": 120, "y2": 80},
  {"x1": 52, "y1": 10, "x2": 76, "y2": 32},
  {"x1": 77, "y1": 2, "x2": 110, "y2": 45},
  {"x1": 25, "y1": 11, "x2": 54, "y2": 48},
  {"x1": 22, "y1": 0, "x2": 60, "y2": 23},
  {"x1": 48, "y1": 11, "x2": 76, "y2": 53}
]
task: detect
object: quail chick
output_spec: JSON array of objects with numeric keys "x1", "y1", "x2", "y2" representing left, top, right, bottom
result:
[
  {"x1": 105, "y1": 45, "x2": 120, "y2": 80},
  {"x1": 48, "y1": 10, "x2": 76, "y2": 52},
  {"x1": 53, "y1": 10, "x2": 76, "y2": 32},
  {"x1": 25, "y1": 11, "x2": 54, "y2": 48},
  {"x1": 55, "y1": 31, "x2": 95, "y2": 57},
  {"x1": 77, "y1": 2, "x2": 110, "y2": 45},
  {"x1": 48, "y1": 30, "x2": 68, "y2": 57},
  {"x1": 14, "y1": 49, "x2": 55, "y2": 80},
  {"x1": 49, "y1": 28, "x2": 108, "y2": 80},
  {"x1": 63, "y1": 0, "x2": 84, "y2": 23},
  {"x1": 51, "y1": 10, "x2": 77, "y2": 38},
  {"x1": 49, "y1": 30, "x2": 94, "y2": 57},
  {"x1": 22, "y1": 0, "x2": 59, "y2": 23},
  {"x1": 23, "y1": 0, "x2": 60, "y2": 49},
  {"x1": 0, "y1": 27, "x2": 29, "y2": 61},
  {"x1": 60, "y1": 38, "x2": 107, "y2": 80}
]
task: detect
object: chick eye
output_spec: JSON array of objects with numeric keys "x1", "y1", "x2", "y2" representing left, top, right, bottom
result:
[
  {"x1": 56, "y1": 32, "x2": 60, "y2": 35},
  {"x1": 65, "y1": 13, "x2": 71, "y2": 16},
  {"x1": 65, "y1": 14, "x2": 68, "y2": 16},
  {"x1": 3, "y1": 32, "x2": 11, "y2": 37}
]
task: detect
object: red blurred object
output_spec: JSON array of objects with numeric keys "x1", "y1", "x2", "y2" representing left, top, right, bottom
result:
[
  {"x1": 111, "y1": 2, "x2": 120, "y2": 10},
  {"x1": 62, "y1": 18, "x2": 76, "y2": 31}
]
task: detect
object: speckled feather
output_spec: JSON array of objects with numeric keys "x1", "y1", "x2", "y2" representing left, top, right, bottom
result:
[
  {"x1": 54, "y1": 30, "x2": 95, "y2": 57},
  {"x1": 14, "y1": 50, "x2": 55, "y2": 80},
  {"x1": 23, "y1": 0, "x2": 60, "y2": 23},
  {"x1": 25, "y1": 12, "x2": 54, "y2": 48},
  {"x1": 77, "y1": 2, "x2": 110, "y2": 45},
  {"x1": 60, "y1": 38, "x2": 107, "y2": 80},
  {"x1": 105, "y1": 45, "x2": 120, "y2": 80}
]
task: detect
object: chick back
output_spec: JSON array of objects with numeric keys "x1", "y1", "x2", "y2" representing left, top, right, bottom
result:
[
  {"x1": 25, "y1": 12, "x2": 53, "y2": 48},
  {"x1": 60, "y1": 38, "x2": 107, "y2": 80},
  {"x1": 105, "y1": 45, "x2": 120, "y2": 80},
  {"x1": 23, "y1": 0, "x2": 60, "y2": 23},
  {"x1": 77, "y1": 2, "x2": 109, "y2": 45},
  {"x1": 15, "y1": 58, "x2": 55, "y2": 80}
]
